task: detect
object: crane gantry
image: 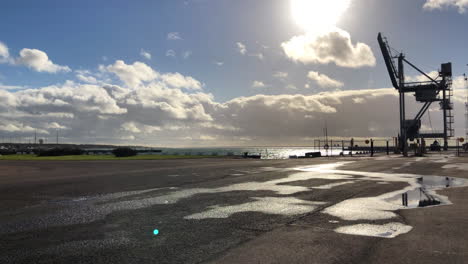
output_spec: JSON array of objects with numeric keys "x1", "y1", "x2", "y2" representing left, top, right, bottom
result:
[{"x1": 377, "y1": 33, "x2": 454, "y2": 156}]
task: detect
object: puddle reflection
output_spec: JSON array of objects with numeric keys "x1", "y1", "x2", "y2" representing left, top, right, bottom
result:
[{"x1": 389, "y1": 176, "x2": 464, "y2": 208}]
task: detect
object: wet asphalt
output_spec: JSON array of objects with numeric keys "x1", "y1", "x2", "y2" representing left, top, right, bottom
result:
[{"x1": 1, "y1": 154, "x2": 467, "y2": 264}]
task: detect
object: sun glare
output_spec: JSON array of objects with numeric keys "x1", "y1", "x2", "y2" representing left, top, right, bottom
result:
[{"x1": 291, "y1": 0, "x2": 351, "y2": 33}]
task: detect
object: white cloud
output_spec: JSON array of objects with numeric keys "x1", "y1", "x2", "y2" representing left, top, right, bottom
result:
[
  {"x1": 352, "y1": 97, "x2": 365, "y2": 104},
  {"x1": 105, "y1": 60, "x2": 158, "y2": 88},
  {"x1": 182, "y1": 50, "x2": 192, "y2": 59},
  {"x1": 16, "y1": 48, "x2": 71, "y2": 73},
  {"x1": 0, "y1": 62, "x2": 215, "y2": 142},
  {"x1": 0, "y1": 41, "x2": 69, "y2": 73},
  {"x1": 273, "y1": 72, "x2": 288, "y2": 79},
  {"x1": 423, "y1": 0, "x2": 468, "y2": 13},
  {"x1": 200, "y1": 135, "x2": 217, "y2": 141},
  {"x1": 0, "y1": 122, "x2": 42, "y2": 133},
  {"x1": 167, "y1": 32, "x2": 182, "y2": 40},
  {"x1": 215, "y1": 88, "x2": 401, "y2": 140},
  {"x1": 249, "y1": 53, "x2": 264, "y2": 60},
  {"x1": 121, "y1": 122, "x2": 141, "y2": 133},
  {"x1": 0, "y1": 41, "x2": 9, "y2": 62},
  {"x1": 76, "y1": 74, "x2": 98, "y2": 84},
  {"x1": 236, "y1": 42, "x2": 264, "y2": 60},
  {"x1": 140, "y1": 49, "x2": 152, "y2": 60},
  {"x1": 214, "y1": 61, "x2": 224, "y2": 66},
  {"x1": 236, "y1": 42, "x2": 247, "y2": 55},
  {"x1": 3, "y1": 54, "x2": 467, "y2": 146},
  {"x1": 2, "y1": 78, "x2": 467, "y2": 146},
  {"x1": 75, "y1": 70, "x2": 98, "y2": 84},
  {"x1": 282, "y1": 29, "x2": 376, "y2": 68},
  {"x1": 0, "y1": 84, "x2": 25, "y2": 90},
  {"x1": 252, "y1": 81, "x2": 266, "y2": 88},
  {"x1": 285, "y1": 84, "x2": 297, "y2": 90},
  {"x1": 405, "y1": 71, "x2": 439, "y2": 83},
  {"x1": 160, "y1": 72, "x2": 202, "y2": 90},
  {"x1": 166, "y1": 49, "x2": 176, "y2": 57},
  {"x1": 46, "y1": 122, "x2": 67, "y2": 129},
  {"x1": 307, "y1": 71, "x2": 344, "y2": 88}
]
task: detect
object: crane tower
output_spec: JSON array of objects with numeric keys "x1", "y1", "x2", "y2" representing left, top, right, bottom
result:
[{"x1": 465, "y1": 73, "x2": 468, "y2": 140}]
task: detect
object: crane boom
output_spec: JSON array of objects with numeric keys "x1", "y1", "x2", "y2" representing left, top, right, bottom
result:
[{"x1": 377, "y1": 33, "x2": 399, "y2": 89}]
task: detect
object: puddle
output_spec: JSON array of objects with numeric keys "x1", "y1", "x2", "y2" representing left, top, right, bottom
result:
[
  {"x1": 386, "y1": 175, "x2": 465, "y2": 208},
  {"x1": 185, "y1": 197, "x2": 325, "y2": 219},
  {"x1": 306, "y1": 163, "x2": 468, "y2": 238},
  {"x1": 391, "y1": 161, "x2": 413, "y2": 170},
  {"x1": 442, "y1": 163, "x2": 468, "y2": 171},
  {"x1": 335, "y1": 223, "x2": 413, "y2": 238},
  {"x1": 311, "y1": 181, "x2": 355, "y2": 190},
  {"x1": 319, "y1": 169, "x2": 467, "y2": 221}
]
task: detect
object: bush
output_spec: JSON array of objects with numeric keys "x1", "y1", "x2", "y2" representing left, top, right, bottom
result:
[
  {"x1": 0, "y1": 149, "x2": 17, "y2": 155},
  {"x1": 112, "y1": 147, "x2": 137, "y2": 157},
  {"x1": 37, "y1": 147, "x2": 85, "y2": 157}
]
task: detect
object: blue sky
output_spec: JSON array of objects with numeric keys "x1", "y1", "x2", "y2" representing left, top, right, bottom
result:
[{"x1": 0, "y1": 0, "x2": 467, "y2": 146}]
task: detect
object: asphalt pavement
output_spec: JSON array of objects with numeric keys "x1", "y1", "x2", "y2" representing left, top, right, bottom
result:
[{"x1": 1, "y1": 154, "x2": 467, "y2": 263}]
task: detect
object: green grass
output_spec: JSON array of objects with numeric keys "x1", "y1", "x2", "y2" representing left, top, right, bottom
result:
[{"x1": 0, "y1": 154, "x2": 221, "y2": 161}]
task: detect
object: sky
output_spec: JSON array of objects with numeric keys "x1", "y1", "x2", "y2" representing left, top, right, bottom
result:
[{"x1": 0, "y1": 0, "x2": 467, "y2": 147}]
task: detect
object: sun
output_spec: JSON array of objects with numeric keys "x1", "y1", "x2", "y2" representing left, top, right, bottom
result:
[{"x1": 291, "y1": 0, "x2": 351, "y2": 33}]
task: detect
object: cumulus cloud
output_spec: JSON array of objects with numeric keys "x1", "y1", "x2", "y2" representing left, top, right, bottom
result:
[
  {"x1": 160, "y1": 72, "x2": 202, "y2": 90},
  {"x1": 212, "y1": 88, "x2": 400, "y2": 141},
  {"x1": 0, "y1": 63, "x2": 215, "y2": 144},
  {"x1": 307, "y1": 71, "x2": 344, "y2": 88},
  {"x1": 249, "y1": 53, "x2": 264, "y2": 60},
  {"x1": 252, "y1": 81, "x2": 266, "y2": 88},
  {"x1": 2, "y1": 80, "x2": 466, "y2": 146},
  {"x1": 76, "y1": 74, "x2": 98, "y2": 84},
  {"x1": 121, "y1": 122, "x2": 141, "y2": 133},
  {"x1": 423, "y1": 0, "x2": 468, "y2": 13},
  {"x1": 2, "y1": 56, "x2": 466, "y2": 146},
  {"x1": 199, "y1": 135, "x2": 217, "y2": 141},
  {"x1": 46, "y1": 122, "x2": 67, "y2": 129},
  {"x1": 166, "y1": 49, "x2": 176, "y2": 57},
  {"x1": 0, "y1": 41, "x2": 9, "y2": 62},
  {"x1": 273, "y1": 72, "x2": 288, "y2": 79},
  {"x1": 236, "y1": 42, "x2": 247, "y2": 55},
  {"x1": 140, "y1": 49, "x2": 152, "y2": 60},
  {"x1": 75, "y1": 70, "x2": 98, "y2": 84},
  {"x1": 0, "y1": 41, "x2": 70, "y2": 73},
  {"x1": 282, "y1": 29, "x2": 376, "y2": 68},
  {"x1": 352, "y1": 97, "x2": 365, "y2": 104},
  {"x1": 167, "y1": 32, "x2": 182, "y2": 40},
  {"x1": 405, "y1": 71, "x2": 439, "y2": 83},
  {"x1": 16, "y1": 48, "x2": 71, "y2": 73},
  {"x1": 0, "y1": 122, "x2": 45, "y2": 133},
  {"x1": 105, "y1": 60, "x2": 158, "y2": 88},
  {"x1": 182, "y1": 50, "x2": 192, "y2": 59},
  {"x1": 285, "y1": 84, "x2": 298, "y2": 90},
  {"x1": 0, "y1": 84, "x2": 25, "y2": 90}
]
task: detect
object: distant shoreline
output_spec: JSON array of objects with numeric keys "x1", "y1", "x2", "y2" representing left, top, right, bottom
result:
[{"x1": 0, "y1": 154, "x2": 224, "y2": 161}]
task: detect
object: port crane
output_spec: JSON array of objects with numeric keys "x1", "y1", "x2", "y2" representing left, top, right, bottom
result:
[{"x1": 377, "y1": 33, "x2": 454, "y2": 156}]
